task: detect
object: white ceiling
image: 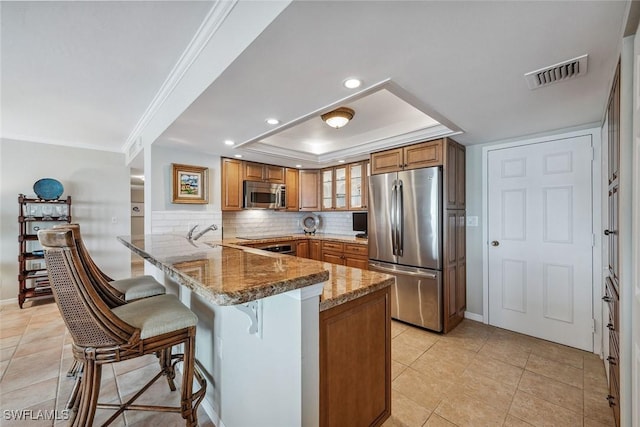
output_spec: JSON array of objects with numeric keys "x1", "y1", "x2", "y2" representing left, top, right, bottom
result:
[{"x1": 1, "y1": 1, "x2": 632, "y2": 168}]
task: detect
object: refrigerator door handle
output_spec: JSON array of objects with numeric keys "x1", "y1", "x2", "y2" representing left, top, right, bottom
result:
[
  {"x1": 368, "y1": 262, "x2": 438, "y2": 279},
  {"x1": 391, "y1": 181, "x2": 397, "y2": 255},
  {"x1": 397, "y1": 179, "x2": 403, "y2": 257}
]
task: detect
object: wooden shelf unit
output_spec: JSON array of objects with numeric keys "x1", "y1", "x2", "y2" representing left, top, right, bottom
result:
[{"x1": 18, "y1": 194, "x2": 72, "y2": 308}]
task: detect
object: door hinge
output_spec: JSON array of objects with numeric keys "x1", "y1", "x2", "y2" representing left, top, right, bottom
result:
[
  {"x1": 592, "y1": 234, "x2": 596, "y2": 247},
  {"x1": 591, "y1": 147, "x2": 595, "y2": 161},
  {"x1": 592, "y1": 318, "x2": 596, "y2": 333}
]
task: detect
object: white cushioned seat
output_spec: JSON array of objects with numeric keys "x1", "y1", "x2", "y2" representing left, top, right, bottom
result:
[
  {"x1": 113, "y1": 294, "x2": 198, "y2": 339},
  {"x1": 110, "y1": 275, "x2": 165, "y2": 301}
]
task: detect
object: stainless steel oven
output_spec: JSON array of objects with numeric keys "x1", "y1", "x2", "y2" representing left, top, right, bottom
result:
[
  {"x1": 256, "y1": 243, "x2": 296, "y2": 256},
  {"x1": 243, "y1": 180, "x2": 286, "y2": 209}
]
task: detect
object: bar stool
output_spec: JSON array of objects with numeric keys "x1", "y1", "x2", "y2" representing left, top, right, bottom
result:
[
  {"x1": 52, "y1": 223, "x2": 165, "y2": 306},
  {"x1": 52, "y1": 224, "x2": 168, "y2": 383},
  {"x1": 39, "y1": 229, "x2": 206, "y2": 426}
]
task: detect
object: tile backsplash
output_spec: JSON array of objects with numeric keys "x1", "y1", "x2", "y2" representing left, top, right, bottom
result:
[
  {"x1": 151, "y1": 210, "x2": 223, "y2": 240},
  {"x1": 222, "y1": 210, "x2": 362, "y2": 238}
]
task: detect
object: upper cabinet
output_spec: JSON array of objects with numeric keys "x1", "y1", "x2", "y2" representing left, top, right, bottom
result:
[
  {"x1": 299, "y1": 170, "x2": 321, "y2": 211},
  {"x1": 244, "y1": 162, "x2": 285, "y2": 183},
  {"x1": 222, "y1": 158, "x2": 368, "y2": 212},
  {"x1": 349, "y1": 161, "x2": 369, "y2": 210},
  {"x1": 322, "y1": 165, "x2": 348, "y2": 211},
  {"x1": 285, "y1": 167, "x2": 299, "y2": 211},
  {"x1": 370, "y1": 139, "x2": 443, "y2": 175},
  {"x1": 444, "y1": 139, "x2": 466, "y2": 210},
  {"x1": 221, "y1": 158, "x2": 243, "y2": 211},
  {"x1": 321, "y1": 161, "x2": 368, "y2": 211}
]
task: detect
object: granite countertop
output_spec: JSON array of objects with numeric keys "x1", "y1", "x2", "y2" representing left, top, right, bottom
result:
[
  {"x1": 318, "y1": 263, "x2": 394, "y2": 311},
  {"x1": 118, "y1": 234, "x2": 329, "y2": 306},
  {"x1": 118, "y1": 234, "x2": 392, "y2": 311}
]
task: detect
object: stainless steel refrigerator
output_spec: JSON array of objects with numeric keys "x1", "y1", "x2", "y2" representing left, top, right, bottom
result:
[{"x1": 368, "y1": 167, "x2": 442, "y2": 331}]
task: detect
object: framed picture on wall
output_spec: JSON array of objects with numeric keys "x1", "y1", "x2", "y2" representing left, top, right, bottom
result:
[{"x1": 171, "y1": 163, "x2": 209, "y2": 204}]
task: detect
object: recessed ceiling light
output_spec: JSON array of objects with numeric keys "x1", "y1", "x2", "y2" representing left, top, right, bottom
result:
[
  {"x1": 234, "y1": 154, "x2": 242, "y2": 158},
  {"x1": 338, "y1": 160, "x2": 345, "y2": 163},
  {"x1": 295, "y1": 164, "x2": 302, "y2": 168},
  {"x1": 343, "y1": 78, "x2": 362, "y2": 89},
  {"x1": 224, "y1": 140, "x2": 234, "y2": 146},
  {"x1": 266, "y1": 118, "x2": 280, "y2": 125}
]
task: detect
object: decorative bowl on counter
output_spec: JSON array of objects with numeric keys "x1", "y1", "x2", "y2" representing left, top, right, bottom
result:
[{"x1": 300, "y1": 213, "x2": 319, "y2": 235}]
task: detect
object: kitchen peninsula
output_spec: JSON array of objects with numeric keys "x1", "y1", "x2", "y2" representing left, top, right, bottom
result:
[{"x1": 118, "y1": 234, "x2": 394, "y2": 427}]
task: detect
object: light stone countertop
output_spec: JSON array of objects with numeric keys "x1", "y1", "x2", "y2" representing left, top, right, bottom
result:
[{"x1": 118, "y1": 234, "x2": 392, "y2": 311}]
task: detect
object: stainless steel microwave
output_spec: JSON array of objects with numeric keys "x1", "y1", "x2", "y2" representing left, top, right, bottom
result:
[{"x1": 243, "y1": 180, "x2": 286, "y2": 209}]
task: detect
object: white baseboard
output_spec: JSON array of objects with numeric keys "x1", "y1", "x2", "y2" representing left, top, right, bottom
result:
[
  {"x1": 201, "y1": 398, "x2": 225, "y2": 427},
  {"x1": 0, "y1": 298, "x2": 18, "y2": 306},
  {"x1": 464, "y1": 311, "x2": 484, "y2": 323}
]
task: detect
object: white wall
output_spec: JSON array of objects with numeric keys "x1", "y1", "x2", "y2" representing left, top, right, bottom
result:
[{"x1": 0, "y1": 139, "x2": 131, "y2": 301}]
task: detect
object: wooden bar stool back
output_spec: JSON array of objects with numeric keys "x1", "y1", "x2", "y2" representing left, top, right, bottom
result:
[
  {"x1": 52, "y1": 223, "x2": 165, "y2": 307},
  {"x1": 38, "y1": 229, "x2": 206, "y2": 427}
]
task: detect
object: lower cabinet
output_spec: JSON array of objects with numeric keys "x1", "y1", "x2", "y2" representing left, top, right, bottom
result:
[
  {"x1": 321, "y1": 241, "x2": 368, "y2": 270},
  {"x1": 296, "y1": 240, "x2": 309, "y2": 258},
  {"x1": 444, "y1": 210, "x2": 466, "y2": 332},
  {"x1": 320, "y1": 286, "x2": 391, "y2": 427},
  {"x1": 309, "y1": 240, "x2": 322, "y2": 261}
]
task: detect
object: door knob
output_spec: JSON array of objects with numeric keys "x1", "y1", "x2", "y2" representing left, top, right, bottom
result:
[
  {"x1": 491, "y1": 241, "x2": 499, "y2": 246},
  {"x1": 604, "y1": 229, "x2": 617, "y2": 236}
]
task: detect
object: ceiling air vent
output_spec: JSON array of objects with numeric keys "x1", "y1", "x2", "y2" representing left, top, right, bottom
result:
[{"x1": 524, "y1": 54, "x2": 588, "y2": 90}]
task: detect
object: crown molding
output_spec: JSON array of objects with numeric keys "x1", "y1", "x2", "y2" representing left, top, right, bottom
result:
[
  {"x1": 1, "y1": 134, "x2": 122, "y2": 153},
  {"x1": 122, "y1": 0, "x2": 238, "y2": 162}
]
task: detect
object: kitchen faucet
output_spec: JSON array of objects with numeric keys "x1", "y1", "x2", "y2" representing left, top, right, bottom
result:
[
  {"x1": 192, "y1": 224, "x2": 218, "y2": 241},
  {"x1": 186, "y1": 224, "x2": 199, "y2": 240}
]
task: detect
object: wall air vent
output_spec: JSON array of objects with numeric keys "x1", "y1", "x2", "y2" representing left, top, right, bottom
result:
[{"x1": 524, "y1": 54, "x2": 588, "y2": 90}]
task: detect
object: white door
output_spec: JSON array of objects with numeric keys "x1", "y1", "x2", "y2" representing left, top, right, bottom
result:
[{"x1": 488, "y1": 135, "x2": 594, "y2": 351}]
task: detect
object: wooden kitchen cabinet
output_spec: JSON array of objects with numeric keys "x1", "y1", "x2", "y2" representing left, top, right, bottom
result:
[
  {"x1": 322, "y1": 166, "x2": 348, "y2": 211},
  {"x1": 296, "y1": 240, "x2": 309, "y2": 258},
  {"x1": 348, "y1": 161, "x2": 369, "y2": 210},
  {"x1": 285, "y1": 168, "x2": 299, "y2": 211},
  {"x1": 299, "y1": 170, "x2": 321, "y2": 211},
  {"x1": 321, "y1": 241, "x2": 368, "y2": 270},
  {"x1": 370, "y1": 139, "x2": 443, "y2": 175},
  {"x1": 344, "y1": 243, "x2": 369, "y2": 270},
  {"x1": 445, "y1": 139, "x2": 466, "y2": 210},
  {"x1": 221, "y1": 158, "x2": 243, "y2": 211},
  {"x1": 444, "y1": 210, "x2": 466, "y2": 332},
  {"x1": 244, "y1": 162, "x2": 285, "y2": 183},
  {"x1": 309, "y1": 240, "x2": 322, "y2": 260},
  {"x1": 320, "y1": 286, "x2": 391, "y2": 427}
]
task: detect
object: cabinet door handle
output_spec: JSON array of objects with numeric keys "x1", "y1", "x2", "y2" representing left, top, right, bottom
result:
[
  {"x1": 607, "y1": 395, "x2": 616, "y2": 407},
  {"x1": 602, "y1": 295, "x2": 613, "y2": 302},
  {"x1": 607, "y1": 323, "x2": 615, "y2": 331},
  {"x1": 607, "y1": 356, "x2": 617, "y2": 366}
]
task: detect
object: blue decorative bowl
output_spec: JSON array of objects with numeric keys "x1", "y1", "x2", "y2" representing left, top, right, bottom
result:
[{"x1": 33, "y1": 178, "x2": 64, "y2": 200}]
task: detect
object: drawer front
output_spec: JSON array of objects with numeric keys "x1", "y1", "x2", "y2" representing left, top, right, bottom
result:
[
  {"x1": 344, "y1": 243, "x2": 368, "y2": 257},
  {"x1": 322, "y1": 241, "x2": 344, "y2": 252}
]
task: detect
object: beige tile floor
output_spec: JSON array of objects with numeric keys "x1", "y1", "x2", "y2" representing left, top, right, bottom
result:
[
  {"x1": 0, "y1": 299, "x2": 214, "y2": 427},
  {"x1": 384, "y1": 319, "x2": 615, "y2": 427},
  {"x1": 2, "y1": 299, "x2": 615, "y2": 427}
]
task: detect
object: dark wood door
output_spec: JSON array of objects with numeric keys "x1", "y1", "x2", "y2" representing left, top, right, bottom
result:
[{"x1": 605, "y1": 60, "x2": 620, "y2": 427}]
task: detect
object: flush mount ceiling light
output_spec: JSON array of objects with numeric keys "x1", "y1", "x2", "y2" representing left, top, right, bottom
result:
[
  {"x1": 224, "y1": 140, "x2": 234, "y2": 146},
  {"x1": 343, "y1": 78, "x2": 362, "y2": 89},
  {"x1": 321, "y1": 107, "x2": 355, "y2": 129},
  {"x1": 265, "y1": 118, "x2": 280, "y2": 125}
]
